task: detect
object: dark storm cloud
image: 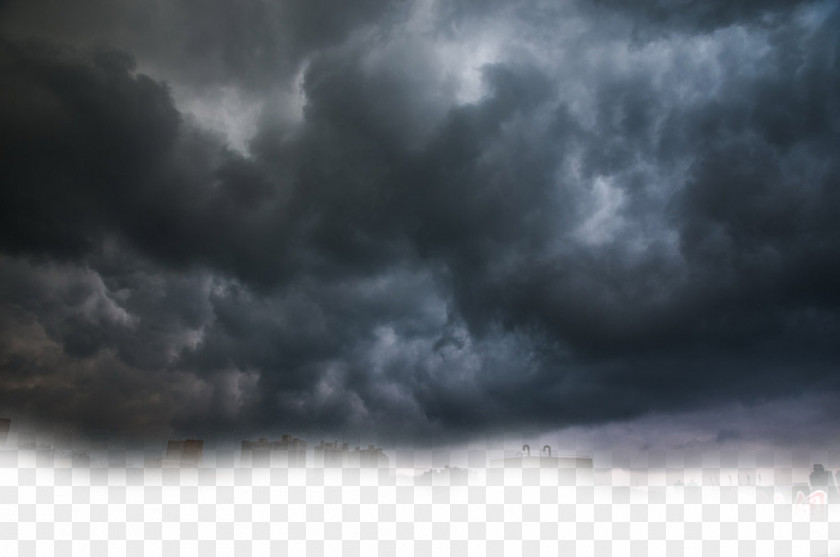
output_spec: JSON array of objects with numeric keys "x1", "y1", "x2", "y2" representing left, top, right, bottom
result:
[
  {"x1": 0, "y1": 39, "x2": 179, "y2": 258},
  {"x1": 0, "y1": 0, "x2": 398, "y2": 88},
  {"x1": 0, "y1": 38, "x2": 301, "y2": 286},
  {"x1": 586, "y1": 0, "x2": 817, "y2": 36},
  {"x1": 0, "y1": 0, "x2": 839, "y2": 442}
]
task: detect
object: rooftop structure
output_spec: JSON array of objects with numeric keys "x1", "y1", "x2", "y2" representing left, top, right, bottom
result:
[
  {"x1": 352, "y1": 444, "x2": 389, "y2": 468},
  {"x1": 491, "y1": 445, "x2": 594, "y2": 469},
  {"x1": 241, "y1": 435, "x2": 307, "y2": 467}
]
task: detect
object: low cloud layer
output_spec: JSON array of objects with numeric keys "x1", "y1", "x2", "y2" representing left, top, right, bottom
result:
[{"x1": 0, "y1": 0, "x2": 838, "y2": 444}]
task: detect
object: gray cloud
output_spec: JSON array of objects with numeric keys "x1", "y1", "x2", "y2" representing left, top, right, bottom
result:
[{"x1": 0, "y1": 0, "x2": 838, "y2": 444}]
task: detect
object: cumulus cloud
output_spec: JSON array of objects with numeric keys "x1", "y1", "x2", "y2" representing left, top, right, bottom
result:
[{"x1": 0, "y1": 0, "x2": 838, "y2": 444}]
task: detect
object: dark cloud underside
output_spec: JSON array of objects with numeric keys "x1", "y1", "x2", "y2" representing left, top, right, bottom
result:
[{"x1": 0, "y1": 0, "x2": 838, "y2": 443}]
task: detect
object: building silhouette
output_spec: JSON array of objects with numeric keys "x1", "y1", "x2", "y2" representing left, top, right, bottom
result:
[
  {"x1": 314, "y1": 441, "x2": 349, "y2": 467},
  {"x1": 415, "y1": 466, "x2": 469, "y2": 485},
  {"x1": 166, "y1": 439, "x2": 204, "y2": 466},
  {"x1": 241, "y1": 435, "x2": 307, "y2": 467},
  {"x1": 352, "y1": 445, "x2": 389, "y2": 468},
  {"x1": 313, "y1": 441, "x2": 390, "y2": 468},
  {"x1": 0, "y1": 418, "x2": 9, "y2": 444},
  {"x1": 492, "y1": 444, "x2": 593, "y2": 469},
  {"x1": 810, "y1": 464, "x2": 838, "y2": 499}
]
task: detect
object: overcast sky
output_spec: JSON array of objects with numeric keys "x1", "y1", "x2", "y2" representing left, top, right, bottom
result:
[{"x1": 0, "y1": 0, "x2": 838, "y2": 448}]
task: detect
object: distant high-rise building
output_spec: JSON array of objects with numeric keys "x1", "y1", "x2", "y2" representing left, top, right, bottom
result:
[
  {"x1": 241, "y1": 438, "x2": 272, "y2": 466},
  {"x1": 353, "y1": 445, "x2": 389, "y2": 468},
  {"x1": 166, "y1": 441, "x2": 182, "y2": 457},
  {"x1": 313, "y1": 441, "x2": 390, "y2": 468},
  {"x1": 810, "y1": 464, "x2": 837, "y2": 496},
  {"x1": 241, "y1": 435, "x2": 307, "y2": 467},
  {"x1": 491, "y1": 445, "x2": 594, "y2": 470},
  {"x1": 183, "y1": 440, "x2": 204, "y2": 465},
  {"x1": 166, "y1": 439, "x2": 204, "y2": 466},
  {"x1": 0, "y1": 418, "x2": 9, "y2": 444},
  {"x1": 314, "y1": 441, "x2": 349, "y2": 467}
]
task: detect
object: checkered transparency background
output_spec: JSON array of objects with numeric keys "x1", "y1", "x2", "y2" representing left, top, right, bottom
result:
[{"x1": 0, "y1": 445, "x2": 838, "y2": 556}]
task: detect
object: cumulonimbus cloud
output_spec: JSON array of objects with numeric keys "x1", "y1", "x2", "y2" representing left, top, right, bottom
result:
[{"x1": 0, "y1": 0, "x2": 838, "y2": 444}]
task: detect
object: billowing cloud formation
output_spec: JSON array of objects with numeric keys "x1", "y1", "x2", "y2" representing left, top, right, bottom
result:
[{"x1": 0, "y1": 0, "x2": 838, "y2": 443}]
